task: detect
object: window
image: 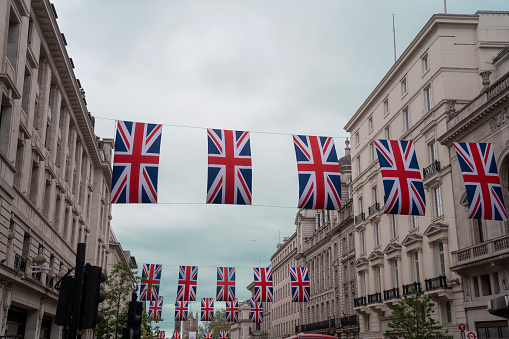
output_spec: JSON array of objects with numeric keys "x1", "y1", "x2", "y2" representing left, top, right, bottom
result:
[
  {"x1": 360, "y1": 230, "x2": 366, "y2": 254},
  {"x1": 390, "y1": 214, "x2": 398, "y2": 238},
  {"x1": 355, "y1": 132, "x2": 360, "y2": 146},
  {"x1": 401, "y1": 77, "x2": 407, "y2": 95},
  {"x1": 364, "y1": 314, "x2": 370, "y2": 332},
  {"x1": 424, "y1": 85, "x2": 432, "y2": 112},
  {"x1": 384, "y1": 99, "x2": 389, "y2": 115},
  {"x1": 411, "y1": 215, "x2": 418, "y2": 229},
  {"x1": 413, "y1": 251, "x2": 420, "y2": 282},
  {"x1": 372, "y1": 186, "x2": 377, "y2": 204},
  {"x1": 359, "y1": 197, "x2": 363, "y2": 214},
  {"x1": 393, "y1": 260, "x2": 399, "y2": 287},
  {"x1": 374, "y1": 222, "x2": 381, "y2": 247},
  {"x1": 368, "y1": 117, "x2": 373, "y2": 131},
  {"x1": 432, "y1": 185, "x2": 443, "y2": 217},
  {"x1": 444, "y1": 301, "x2": 453, "y2": 324},
  {"x1": 428, "y1": 141, "x2": 437, "y2": 163},
  {"x1": 376, "y1": 266, "x2": 382, "y2": 292},
  {"x1": 356, "y1": 156, "x2": 361, "y2": 175},
  {"x1": 473, "y1": 219, "x2": 485, "y2": 244},
  {"x1": 437, "y1": 242, "x2": 446, "y2": 275},
  {"x1": 385, "y1": 126, "x2": 390, "y2": 140},
  {"x1": 422, "y1": 53, "x2": 429, "y2": 72},
  {"x1": 403, "y1": 107, "x2": 410, "y2": 132}
]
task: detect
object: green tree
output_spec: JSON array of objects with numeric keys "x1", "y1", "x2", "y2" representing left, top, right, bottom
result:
[
  {"x1": 385, "y1": 288, "x2": 449, "y2": 339},
  {"x1": 198, "y1": 309, "x2": 231, "y2": 339},
  {"x1": 141, "y1": 311, "x2": 163, "y2": 339}
]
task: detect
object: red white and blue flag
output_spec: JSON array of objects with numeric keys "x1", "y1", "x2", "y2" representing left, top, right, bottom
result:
[
  {"x1": 148, "y1": 296, "x2": 163, "y2": 320},
  {"x1": 139, "y1": 264, "x2": 162, "y2": 301},
  {"x1": 157, "y1": 331, "x2": 165, "y2": 339},
  {"x1": 454, "y1": 142, "x2": 507, "y2": 220},
  {"x1": 201, "y1": 298, "x2": 214, "y2": 321},
  {"x1": 374, "y1": 140, "x2": 426, "y2": 215},
  {"x1": 111, "y1": 120, "x2": 162, "y2": 204},
  {"x1": 219, "y1": 331, "x2": 228, "y2": 339},
  {"x1": 290, "y1": 267, "x2": 310, "y2": 302},
  {"x1": 174, "y1": 301, "x2": 189, "y2": 321},
  {"x1": 226, "y1": 299, "x2": 239, "y2": 322},
  {"x1": 172, "y1": 332, "x2": 181, "y2": 339},
  {"x1": 207, "y1": 129, "x2": 252, "y2": 205},
  {"x1": 216, "y1": 267, "x2": 236, "y2": 302},
  {"x1": 253, "y1": 267, "x2": 273, "y2": 302},
  {"x1": 203, "y1": 332, "x2": 212, "y2": 339},
  {"x1": 293, "y1": 135, "x2": 341, "y2": 210},
  {"x1": 249, "y1": 298, "x2": 263, "y2": 323},
  {"x1": 176, "y1": 266, "x2": 198, "y2": 301}
]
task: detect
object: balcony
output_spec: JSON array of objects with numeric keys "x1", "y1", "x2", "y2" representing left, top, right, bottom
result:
[
  {"x1": 451, "y1": 234, "x2": 509, "y2": 268},
  {"x1": 32, "y1": 271, "x2": 41, "y2": 281},
  {"x1": 383, "y1": 287, "x2": 400, "y2": 300},
  {"x1": 368, "y1": 292, "x2": 382, "y2": 304},
  {"x1": 46, "y1": 275, "x2": 54, "y2": 288},
  {"x1": 354, "y1": 213, "x2": 365, "y2": 225},
  {"x1": 423, "y1": 160, "x2": 441, "y2": 180},
  {"x1": 368, "y1": 202, "x2": 380, "y2": 216},
  {"x1": 353, "y1": 296, "x2": 367, "y2": 307},
  {"x1": 299, "y1": 319, "x2": 336, "y2": 332},
  {"x1": 340, "y1": 314, "x2": 359, "y2": 327},
  {"x1": 403, "y1": 282, "x2": 421, "y2": 296},
  {"x1": 425, "y1": 275, "x2": 447, "y2": 291},
  {"x1": 14, "y1": 254, "x2": 27, "y2": 273}
]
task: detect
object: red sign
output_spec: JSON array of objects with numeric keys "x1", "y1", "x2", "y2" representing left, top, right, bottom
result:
[
  {"x1": 458, "y1": 324, "x2": 466, "y2": 332},
  {"x1": 466, "y1": 331, "x2": 477, "y2": 339}
]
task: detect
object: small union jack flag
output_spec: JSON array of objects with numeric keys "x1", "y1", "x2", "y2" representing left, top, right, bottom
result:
[
  {"x1": 219, "y1": 331, "x2": 228, "y2": 339},
  {"x1": 249, "y1": 298, "x2": 263, "y2": 323},
  {"x1": 216, "y1": 267, "x2": 236, "y2": 302},
  {"x1": 172, "y1": 332, "x2": 181, "y2": 339},
  {"x1": 454, "y1": 143, "x2": 507, "y2": 220},
  {"x1": 176, "y1": 266, "x2": 198, "y2": 301},
  {"x1": 290, "y1": 267, "x2": 310, "y2": 302},
  {"x1": 148, "y1": 296, "x2": 163, "y2": 320},
  {"x1": 201, "y1": 298, "x2": 214, "y2": 321},
  {"x1": 293, "y1": 135, "x2": 341, "y2": 210},
  {"x1": 253, "y1": 268, "x2": 273, "y2": 302},
  {"x1": 203, "y1": 332, "x2": 213, "y2": 339},
  {"x1": 374, "y1": 140, "x2": 426, "y2": 215},
  {"x1": 139, "y1": 264, "x2": 162, "y2": 301},
  {"x1": 226, "y1": 299, "x2": 239, "y2": 322},
  {"x1": 111, "y1": 120, "x2": 162, "y2": 204},
  {"x1": 207, "y1": 129, "x2": 252, "y2": 205},
  {"x1": 157, "y1": 331, "x2": 165, "y2": 339},
  {"x1": 175, "y1": 301, "x2": 189, "y2": 321}
]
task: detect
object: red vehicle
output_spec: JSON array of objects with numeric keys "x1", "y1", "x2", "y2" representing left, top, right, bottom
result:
[{"x1": 286, "y1": 334, "x2": 337, "y2": 339}]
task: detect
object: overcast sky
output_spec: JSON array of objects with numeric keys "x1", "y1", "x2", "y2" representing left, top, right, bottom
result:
[{"x1": 52, "y1": 0, "x2": 507, "y2": 333}]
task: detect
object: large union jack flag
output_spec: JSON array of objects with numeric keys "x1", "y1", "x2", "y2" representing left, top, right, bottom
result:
[
  {"x1": 174, "y1": 301, "x2": 189, "y2": 321},
  {"x1": 203, "y1": 332, "x2": 212, "y2": 339},
  {"x1": 219, "y1": 331, "x2": 228, "y2": 339},
  {"x1": 148, "y1": 296, "x2": 163, "y2": 320},
  {"x1": 176, "y1": 266, "x2": 198, "y2": 301},
  {"x1": 139, "y1": 264, "x2": 162, "y2": 301},
  {"x1": 290, "y1": 267, "x2": 310, "y2": 302},
  {"x1": 216, "y1": 267, "x2": 236, "y2": 302},
  {"x1": 374, "y1": 140, "x2": 426, "y2": 215},
  {"x1": 249, "y1": 298, "x2": 263, "y2": 323},
  {"x1": 172, "y1": 332, "x2": 181, "y2": 339},
  {"x1": 207, "y1": 129, "x2": 252, "y2": 205},
  {"x1": 454, "y1": 142, "x2": 507, "y2": 220},
  {"x1": 111, "y1": 120, "x2": 162, "y2": 204},
  {"x1": 253, "y1": 268, "x2": 273, "y2": 302},
  {"x1": 201, "y1": 298, "x2": 214, "y2": 321},
  {"x1": 157, "y1": 331, "x2": 165, "y2": 339},
  {"x1": 293, "y1": 135, "x2": 341, "y2": 210},
  {"x1": 226, "y1": 299, "x2": 239, "y2": 322}
]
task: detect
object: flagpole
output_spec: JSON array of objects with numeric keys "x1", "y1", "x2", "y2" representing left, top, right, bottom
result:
[
  {"x1": 444, "y1": 0, "x2": 447, "y2": 14},
  {"x1": 393, "y1": 14, "x2": 397, "y2": 63}
]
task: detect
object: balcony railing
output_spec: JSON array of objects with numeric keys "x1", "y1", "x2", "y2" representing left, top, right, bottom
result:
[
  {"x1": 425, "y1": 275, "x2": 447, "y2": 291},
  {"x1": 423, "y1": 160, "x2": 441, "y2": 179},
  {"x1": 452, "y1": 234, "x2": 509, "y2": 267},
  {"x1": 14, "y1": 254, "x2": 27, "y2": 273},
  {"x1": 368, "y1": 203, "x2": 380, "y2": 216},
  {"x1": 403, "y1": 282, "x2": 421, "y2": 296},
  {"x1": 354, "y1": 213, "x2": 365, "y2": 224},
  {"x1": 46, "y1": 275, "x2": 54, "y2": 288},
  {"x1": 354, "y1": 296, "x2": 367, "y2": 307},
  {"x1": 340, "y1": 315, "x2": 359, "y2": 327},
  {"x1": 32, "y1": 271, "x2": 41, "y2": 281},
  {"x1": 383, "y1": 287, "x2": 400, "y2": 300},
  {"x1": 299, "y1": 319, "x2": 336, "y2": 332},
  {"x1": 367, "y1": 292, "x2": 382, "y2": 304},
  {"x1": 487, "y1": 70, "x2": 509, "y2": 100}
]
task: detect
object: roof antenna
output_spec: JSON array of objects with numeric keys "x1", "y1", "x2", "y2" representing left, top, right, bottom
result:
[{"x1": 393, "y1": 14, "x2": 397, "y2": 63}]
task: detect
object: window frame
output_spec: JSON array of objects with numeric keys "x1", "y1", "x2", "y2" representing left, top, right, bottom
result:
[
  {"x1": 401, "y1": 77, "x2": 407, "y2": 96},
  {"x1": 432, "y1": 185, "x2": 443, "y2": 217},
  {"x1": 403, "y1": 107, "x2": 410, "y2": 132},
  {"x1": 424, "y1": 84, "x2": 432, "y2": 112}
]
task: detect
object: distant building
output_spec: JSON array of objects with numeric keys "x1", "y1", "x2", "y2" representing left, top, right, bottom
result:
[
  {"x1": 230, "y1": 300, "x2": 253, "y2": 339},
  {"x1": 180, "y1": 311, "x2": 199, "y2": 339}
]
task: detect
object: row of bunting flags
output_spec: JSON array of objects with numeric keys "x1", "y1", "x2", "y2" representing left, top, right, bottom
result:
[
  {"x1": 111, "y1": 120, "x2": 507, "y2": 221},
  {"x1": 156, "y1": 331, "x2": 229, "y2": 339},
  {"x1": 143, "y1": 265, "x2": 309, "y2": 323}
]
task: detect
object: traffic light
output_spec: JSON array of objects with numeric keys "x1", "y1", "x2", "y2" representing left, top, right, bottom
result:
[
  {"x1": 80, "y1": 264, "x2": 108, "y2": 329},
  {"x1": 55, "y1": 275, "x2": 74, "y2": 326},
  {"x1": 127, "y1": 300, "x2": 143, "y2": 339}
]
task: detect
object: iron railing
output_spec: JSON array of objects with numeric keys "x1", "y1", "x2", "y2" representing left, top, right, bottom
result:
[
  {"x1": 46, "y1": 275, "x2": 54, "y2": 288},
  {"x1": 299, "y1": 319, "x2": 336, "y2": 332},
  {"x1": 32, "y1": 271, "x2": 41, "y2": 281},
  {"x1": 425, "y1": 275, "x2": 447, "y2": 291},
  {"x1": 14, "y1": 254, "x2": 27, "y2": 272},
  {"x1": 340, "y1": 315, "x2": 359, "y2": 327},
  {"x1": 383, "y1": 287, "x2": 400, "y2": 300},
  {"x1": 423, "y1": 160, "x2": 441, "y2": 179},
  {"x1": 368, "y1": 292, "x2": 382, "y2": 304},
  {"x1": 368, "y1": 203, "x2": 380, "y2": 216},
  {"x1": 354, "y1": 296, "x2": 367, "y2": 307},
  {"x1": 403, "y1": 282, "x2": 421, "y2": 296},
  {"x1": 354, "y1": 213, "x2": 365, "y2": 224}
]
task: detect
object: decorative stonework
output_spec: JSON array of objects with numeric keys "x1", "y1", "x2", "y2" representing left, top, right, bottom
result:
[{"x1": 488, "y1": 106, "x2": 509, "y2": 132}]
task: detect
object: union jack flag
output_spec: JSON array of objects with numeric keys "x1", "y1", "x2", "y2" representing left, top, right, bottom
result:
[
  {"x1": 374, "y1": 140, "x2": 426, "y2": 215},
  {"x1": 207, "y1": 129, "x2": 252, "y2": 205},
  {"x1": 139, "y1": 264, "x2": 162, "y2": 301},
  {"x1": 201, "y1": 298, "x2": 214, "y2": 321},
  {"x1": 454, "y1": 143, "x2": 507, "y2": 220},
  {"x1": 176, "y1": 266, "x2": 198, "y2": 301},
  {"x1": 111, "y1": 120, "x2": 162, "y2": 204},
  {"x1": 293, "y1": 135, "x2": 341, "y2": 210},
  {"x1": 216, "y1": 267, "x2": 236, "y2": 302},
  {"x1": 253, "y1": 268, "x2": 273, "y2": 302},
  {"x1": 290, "y1": 267, "x2": 310, "y2": 302},
  {"x1": 157, "y1": 331, "x2": 165, "y2": 339},
  {"x1": 172, "y1": 332, "x2": 181, "y2": 339},
  {"x1": 249, "y1": 298, "x2": 263, "y2": 323},
  {"x1": 219, "y1": 331, "x2": 228, "y2": 339},
  {"x1": 148, "y1": 296, "x2": 163, "y2": 320},
  {"x1": 174, "y1": 301, "x2": 189, "y2": 321},
  {"x1": 203, "y1": 332, "x2": 212, "y2": 339},
  {"x1": 226, "y1": 299, "x2": 239, "y2": 322}
]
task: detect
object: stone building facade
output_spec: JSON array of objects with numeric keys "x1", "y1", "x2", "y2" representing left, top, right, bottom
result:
[
  {"x1": 438, "y1": 45, "x2": 509, "y2": 337},
  {"x1": 344, "y1": 11, "x2": 509, "y2": 339},
  {"x1": 0, "y1": 1, "x2": 127, "y2": 338}
]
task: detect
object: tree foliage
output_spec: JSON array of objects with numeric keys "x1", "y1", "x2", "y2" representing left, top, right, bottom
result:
[
  {"x1": 385, "y1": 288, "x2": 449, "y2": 339},
  {"x1": 198, "y1": 309, "x2": 231, "y2": 339}
]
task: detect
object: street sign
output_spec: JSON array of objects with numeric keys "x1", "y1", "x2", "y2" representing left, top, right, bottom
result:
[
  {"x1": 465, "y1": 331, "x2": 477, "y2": 339},
  {"x1": 458, "y1": 324, "x2": 466, "y2": 332}
]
